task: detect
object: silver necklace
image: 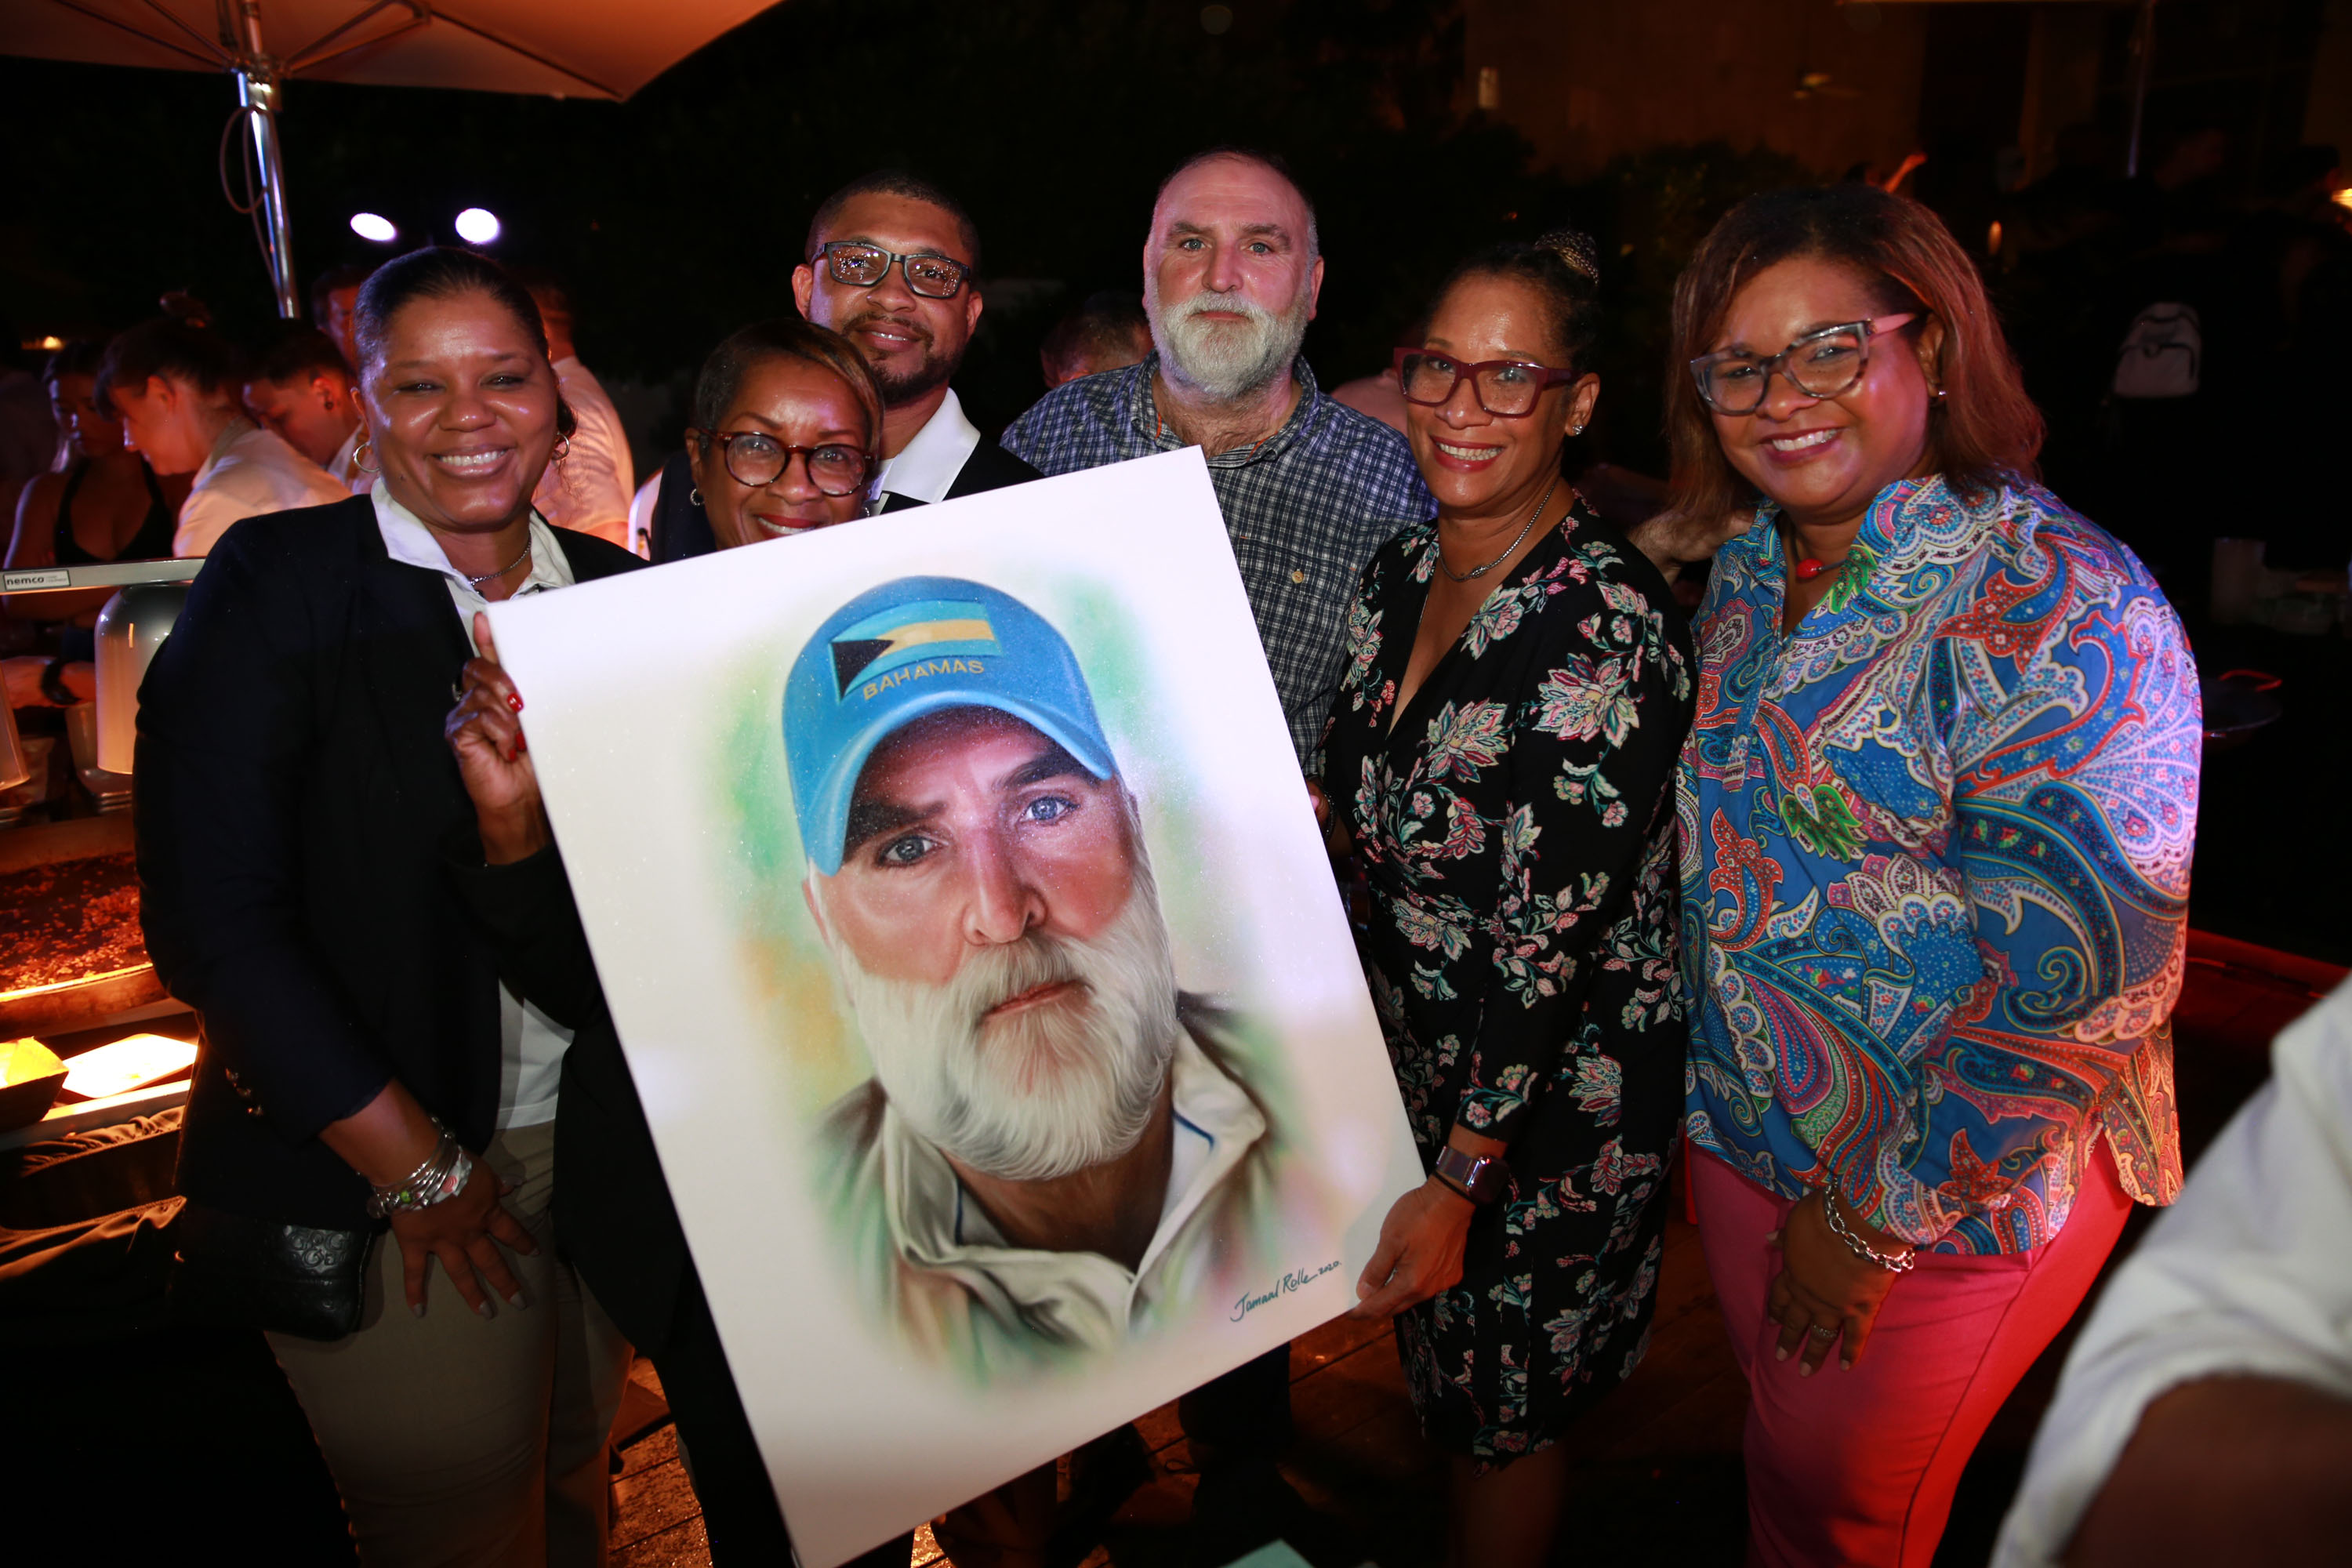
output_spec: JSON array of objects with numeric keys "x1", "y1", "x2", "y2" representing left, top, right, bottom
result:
[
  {"x1": 461, "y1": 534, "x2": 533, "y2": 588},
  {"x1": 1439, "y1": 474, "x2": 1559, "y2": 583}
]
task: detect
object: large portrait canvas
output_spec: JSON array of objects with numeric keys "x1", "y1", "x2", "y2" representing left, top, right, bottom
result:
[{"x1": 485, "y1": 450, "x2": 1421, "y2": 1565}]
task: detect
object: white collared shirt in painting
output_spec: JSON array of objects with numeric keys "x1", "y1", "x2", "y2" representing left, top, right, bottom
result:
[
  {"x1": 870, "y1": 387, "x2": 982, "y2": 510},
  {"x1": 372, "y1": 482, "x2": 578, "y2": 1130},
  {"x1": 818, "y1": 1013, "x2": 1277, "y2": 1373}
]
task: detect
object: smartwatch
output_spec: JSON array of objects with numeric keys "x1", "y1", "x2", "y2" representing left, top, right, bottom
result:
[{"x1": 1432, "y1": 1145, "x2": 1508, "y2": 1204}]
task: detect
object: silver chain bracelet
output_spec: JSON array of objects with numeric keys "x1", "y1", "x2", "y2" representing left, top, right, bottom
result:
[
  {"x1": 365, "y1": 1120, "x2": 475, "y2": 1220},
  {"x1": 1820, "y1": 1189, "x2": 1915, "y2": 1273}
]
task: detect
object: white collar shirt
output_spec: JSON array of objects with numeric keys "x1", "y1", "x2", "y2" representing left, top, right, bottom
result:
[
  {"x1": 370, "y1": 483, "x2": 577, "y2": 1127},
  {"x1": 174, "y1": 416, "x2": 352, "y2": 557},
  {"x1": 870, "y1": 387, "x2": 981, "y2": 510},
  {"x1": 869, "y1": 1025, "x2": 1269, "y2": 1357}
]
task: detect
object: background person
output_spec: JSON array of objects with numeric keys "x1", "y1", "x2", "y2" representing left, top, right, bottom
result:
[
  {"x1": 514, "y1": 266, "x2": 635, "y2": 549},
  {"x1": 1004, "y1": 146, "x2": 1434, "y2": 768},
  {"x1": 241, "y1": 323, "x2": 368, "y2": 490},
  {"x1": 1991, "y1": 978, "x2": 2352, "y2": 1568},
  {"x1": 136, "y1": 246, "x2": 638, "y2": 1567},
  {"x1": 96, "y1": 317, "x2": 347, "y2": 557},
  {"x1": 3, "y1": 341, "x2": 177, "y2": 706},
  {"x1": 445, "y1": 314, "x2": 917, "y2": 1568},
  {"x1": 311, "y1": 262, "x2": 372, "y2": 372},
  {"x1": 1671, "y1": 185, "x2": 2200, "y2": 1568},
  {"x1": 1039, "y1": 289, "x2": 1152, "y2": 387},
  {"x1": 1327, "y1": 234, "x2": 1693, "y2": 1568},
  {"x1": 793, "y1": 169, "x2": 1041, "y2": 510}
]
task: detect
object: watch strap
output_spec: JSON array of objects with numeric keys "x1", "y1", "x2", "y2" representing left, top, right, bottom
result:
[{"x1": 1432, "y1": 1145, "x2": 1506, "y2": 1203}]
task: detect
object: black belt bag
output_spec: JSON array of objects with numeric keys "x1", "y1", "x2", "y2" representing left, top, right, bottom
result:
[{"x1": 169, "y1": 1201, "x2": 379, "y2": 1341}]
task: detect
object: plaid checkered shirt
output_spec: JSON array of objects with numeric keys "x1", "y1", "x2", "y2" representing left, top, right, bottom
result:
[{"x1": 1002, "y1": 354, "x2": 1435, "y2": 765}]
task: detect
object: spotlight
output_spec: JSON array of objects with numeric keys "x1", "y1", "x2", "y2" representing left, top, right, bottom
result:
[
  {"x1": 350, "y1": 212, "x2": 398, "y2": 243},
  {"x1": 454, "y1": 207, "x2": 502, "y2": 245}
]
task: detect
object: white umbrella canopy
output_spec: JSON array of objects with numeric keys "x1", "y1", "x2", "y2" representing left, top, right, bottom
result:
[{"x1": 1, "y1": 0, "x2": 783, "y2": 313}]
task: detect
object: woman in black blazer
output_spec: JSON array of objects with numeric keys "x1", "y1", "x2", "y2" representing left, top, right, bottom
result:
[{"x1": 137, "y1": 248, "x2": 642, "y2": 1567}]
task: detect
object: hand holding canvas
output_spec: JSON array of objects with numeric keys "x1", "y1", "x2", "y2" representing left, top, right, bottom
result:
[
  {"x1": 1349, "y1": 1126, "x2": 1505, "y2": 1318},
  {"x1": 446, "y1": 612, "x2": 550, "y2": 866}
]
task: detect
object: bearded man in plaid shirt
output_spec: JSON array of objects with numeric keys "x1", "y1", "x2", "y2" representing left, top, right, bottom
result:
[{"x1": 1003, "y1": 147, "x2": 1433, "y2": 768}]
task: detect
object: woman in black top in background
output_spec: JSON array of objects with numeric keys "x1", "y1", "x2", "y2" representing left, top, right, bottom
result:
[{"x1": 2, "y1": 341, "x2": 177, "y2": 706}]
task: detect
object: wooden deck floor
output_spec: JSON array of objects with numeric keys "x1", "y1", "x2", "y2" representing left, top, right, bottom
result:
[{"x1": 611, "y1": 933, "x2": 2342, "y2": 1568}]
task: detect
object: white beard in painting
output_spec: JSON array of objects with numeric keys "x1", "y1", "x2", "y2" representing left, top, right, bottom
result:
[{"x1": 815, "y1": 854, "x2": 1181, "y2": 1185}]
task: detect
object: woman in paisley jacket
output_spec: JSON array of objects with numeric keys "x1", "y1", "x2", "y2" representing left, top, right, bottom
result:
[
  {"x1": 1671, "y1": 185, "x2": 2199, "y2": 1568},
  {"x1": 1323, "y1": 234, "x2": 1693, "y2": 1568}
]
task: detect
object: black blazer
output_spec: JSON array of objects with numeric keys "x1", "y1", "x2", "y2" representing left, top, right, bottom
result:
[
  {"x1": 874, "y1": 435, "x2": 1041, "y2": 512},
  {"x1": 136, "y1": 495, "x2": 642, "y2": 1229}
]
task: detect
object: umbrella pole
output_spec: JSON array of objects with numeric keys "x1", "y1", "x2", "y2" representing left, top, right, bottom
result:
[{"x1": 231, "y1": 25, "x2": 299, "y2": 319}]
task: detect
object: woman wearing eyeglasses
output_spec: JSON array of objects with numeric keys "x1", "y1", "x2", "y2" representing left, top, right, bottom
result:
[
  {"x1": 1670, "y1": 186, "x2": 2198, "y2": 1567},
  {"x1": 1320, "y1": 234, "x2": 1694, "y2": 1568},
  {"x1": 442, "y1": 316, "x2": 914, "y2": 1566}
]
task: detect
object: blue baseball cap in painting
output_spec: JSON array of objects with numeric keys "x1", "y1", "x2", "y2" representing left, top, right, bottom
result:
[{"x1": 784, "y1": 576, "x2": 1119, "y2": 876}]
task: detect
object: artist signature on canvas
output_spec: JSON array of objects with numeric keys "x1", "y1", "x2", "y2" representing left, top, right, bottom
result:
[{"x1": 1231, "y1": 1258, "x2": 1343, "y2": 1321}]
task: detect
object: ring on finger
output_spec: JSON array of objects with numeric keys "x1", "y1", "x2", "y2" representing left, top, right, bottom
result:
[{"x1": 1807, "y1": 1323, "x2": 1838, "y2": 1341}]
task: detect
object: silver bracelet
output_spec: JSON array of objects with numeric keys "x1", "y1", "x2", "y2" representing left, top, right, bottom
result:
[
  {"x1": 1820, "y1": 1189, "x2": 1915, "y2": 1273},
  {"x1": 365, "y1": 1122, "x2": 475, "y2": 1219}
]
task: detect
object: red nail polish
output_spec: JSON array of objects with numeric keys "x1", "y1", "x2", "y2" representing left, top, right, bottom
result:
[{"x1": 506, "y1": 693, "x2": 523, "y2": 713}]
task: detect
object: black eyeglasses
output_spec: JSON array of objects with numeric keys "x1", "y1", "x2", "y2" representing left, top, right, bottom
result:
[
  {"x1": 812, "y1": 241, "x2": 973, "y2": 299},
  {"x1": 1392, "y1": 348, "x2": 1581, "y2": 418},
  {"x1": 1687, "y1": 313, "x2": 1918, "y2": 416},
  {"x1": 691, "y1": 430, "x2": 874, "y2": 496}
]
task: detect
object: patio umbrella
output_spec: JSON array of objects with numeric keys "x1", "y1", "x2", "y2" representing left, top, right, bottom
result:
[{"x1": 1, "y1": 1, "x2": 782, "y2": 317}]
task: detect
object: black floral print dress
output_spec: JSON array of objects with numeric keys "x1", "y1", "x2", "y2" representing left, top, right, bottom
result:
[{"x1": 1319, "y1": 500, "x2": 1694, "y2": 1462}]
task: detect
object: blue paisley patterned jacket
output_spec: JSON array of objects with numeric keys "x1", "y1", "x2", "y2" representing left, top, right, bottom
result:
[{"x1": 1680, "y1": 476, "x2": 2197, "y2": 1254}]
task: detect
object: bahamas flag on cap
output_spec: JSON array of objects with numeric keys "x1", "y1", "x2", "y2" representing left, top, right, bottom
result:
[
  {"x1": 784, "y1": 576, "x2": 1119, "y2": 876},
  {"x1": 827, "y1": 598, "x2": 1000, "y2": 700}
]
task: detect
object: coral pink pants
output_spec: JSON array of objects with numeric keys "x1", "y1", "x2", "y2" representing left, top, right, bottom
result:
[{"x1": 1693, "y1": 1144, "x2": 2132, "y2": 1568}]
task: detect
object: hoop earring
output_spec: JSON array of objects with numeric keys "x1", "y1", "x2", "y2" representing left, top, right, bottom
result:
[
  {"x1": 551, "y1": 434, "x2": 572, "y2": 463},
  {"x1": 353, "y1": 439, "x2": 378, "y2": 474},
  {"x1": 688, "y1": 488, "x2": 703, "y2": 508}
]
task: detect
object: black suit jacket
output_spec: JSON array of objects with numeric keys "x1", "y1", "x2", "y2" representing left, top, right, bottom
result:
[
  {"x1": 136, "y1": 495, "x2": 642, "y2": 1229},
  {"x1": 874, "y1": 434, "x2": 1041, "y2": 512}
]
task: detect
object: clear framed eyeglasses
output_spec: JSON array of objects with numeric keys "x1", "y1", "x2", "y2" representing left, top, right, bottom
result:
[{"x1": 1687, "y1": 312, "x2": 1918, "y2": 416}]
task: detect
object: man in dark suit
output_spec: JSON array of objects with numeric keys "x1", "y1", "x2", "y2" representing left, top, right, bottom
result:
[{"x1": 791, "y1": 171, "x2": 1040, "y2": 511}]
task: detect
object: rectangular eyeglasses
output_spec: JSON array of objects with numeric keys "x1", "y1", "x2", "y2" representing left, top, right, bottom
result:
[{"x1": 1687, "y1": 312, "x2": 1918, "y2": 416}]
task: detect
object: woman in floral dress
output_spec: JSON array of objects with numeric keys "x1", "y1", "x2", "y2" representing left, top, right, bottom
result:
[{"x1": 1323, "y1": 235, "x2": 1693, "y2": 1568}]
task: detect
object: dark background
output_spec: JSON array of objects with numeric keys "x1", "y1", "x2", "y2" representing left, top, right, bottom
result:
[{"x1": 0, "y1": 0, "x2": 2336, "y2": 480}]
